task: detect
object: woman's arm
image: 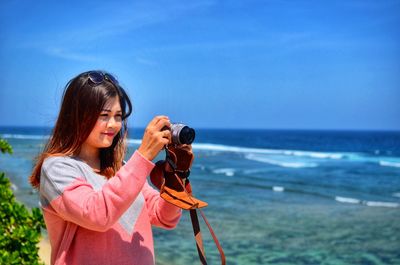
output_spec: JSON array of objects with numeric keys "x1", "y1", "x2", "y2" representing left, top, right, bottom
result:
[
  {"x1": 142, "y1": 180, "x2": 182, "y2": 229},
  {"x1": 41, "y1": 151, "x2": 154, "y2": 232}
]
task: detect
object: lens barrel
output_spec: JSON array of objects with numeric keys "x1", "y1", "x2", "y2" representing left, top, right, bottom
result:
[{"x1": 171, "y1": 123, "x2": 195, "y2": 145}]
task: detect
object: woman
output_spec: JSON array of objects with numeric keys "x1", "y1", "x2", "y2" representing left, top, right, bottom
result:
[{"x1": 30, "y1": 70, "x2": 182, "y2": 265}]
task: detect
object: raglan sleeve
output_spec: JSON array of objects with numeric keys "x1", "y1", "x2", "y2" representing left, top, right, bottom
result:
[{"x1": 40, "y1": 151, "x2": 154, "y2": 232}]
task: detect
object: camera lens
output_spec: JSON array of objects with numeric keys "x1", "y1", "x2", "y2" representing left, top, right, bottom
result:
[
  {"x1": 171, "y1": 123, "x2": 196, "y2": 145},
  {"x1": 179, "y1": 126, "x2": 195, "y2": 145}
]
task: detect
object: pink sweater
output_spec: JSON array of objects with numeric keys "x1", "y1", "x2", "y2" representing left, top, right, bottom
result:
[{"x1": 39, "y1": 151, "x2": 182, "y2": 265}]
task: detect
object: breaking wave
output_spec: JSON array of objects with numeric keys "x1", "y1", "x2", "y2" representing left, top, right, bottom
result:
[
  {"x1": 244, "y1": 154, "x2": 318, "y2": 168},
  {"x1": 212, "y1": 168, "x2": 235, "y2": 176},
  {"x1": 379, "y1": 160, "x2": 400, "y2": 168},
  {"x1": 335, "y1": 196, "x2": 399, "y2": 208},
  {"x1": 0, "y1": 134, "x2": 49, "y2": 140}
]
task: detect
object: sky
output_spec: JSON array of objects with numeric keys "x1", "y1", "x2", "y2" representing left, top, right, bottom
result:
[{"x1": 0, "y1": 0, "x2": 399, "y2": 130}]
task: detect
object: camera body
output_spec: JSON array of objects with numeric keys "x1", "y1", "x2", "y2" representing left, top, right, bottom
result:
[{"x1": 170, "y1": 123, "x2": 196, "y2": 145}]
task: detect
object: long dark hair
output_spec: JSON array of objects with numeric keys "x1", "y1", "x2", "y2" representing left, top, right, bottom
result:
[{"x1": 30, "y1": 70, "x2": 132, "y2": 188}]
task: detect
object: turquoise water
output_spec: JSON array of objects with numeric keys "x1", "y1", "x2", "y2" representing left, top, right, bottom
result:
[
  {"x1": 1, "y1": 127, "x2": 399, "y2": 264},
  {"x1": 155, "y1": 203, "x2": 399, "y2": 265}
]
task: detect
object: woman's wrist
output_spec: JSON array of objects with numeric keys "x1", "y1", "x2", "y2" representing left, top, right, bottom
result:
[{"x1": 136, "y1": 147, "x2": 153, "y2": 162}]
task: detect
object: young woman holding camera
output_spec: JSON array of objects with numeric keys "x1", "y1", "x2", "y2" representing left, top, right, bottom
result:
[{"x1": 30, "y1": 70, "x2": 183, "y2": 265}]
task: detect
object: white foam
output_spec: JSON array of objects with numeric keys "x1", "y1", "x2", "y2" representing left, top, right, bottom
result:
[
  {"x1": 192, "y1": 143, "x2": 345, "y2": 161},
  {"x1": 127, "y1": 139, "x2": 142, "y2": 145},
  {"x1": 0, "y1": 134, "x2": 49, "y2": 140},
  {"x1": 335, "y1": 196, "x2": 399, "y2": 208},
  {"x1": 193, "y1": 144, "x2": 400, "y2": 167},
  {"x1": 245, "y1": 154, "x2": 318, "y2": 168},
  {"x1": 192, "y1": 143, "x2": 279, "y2": 154},
  {"x1": 243, "y1": 168, "x2": 266, "y2": 174},
  {"x1": 379, "y1": 160, "x2": 400, "y2": 168},
  {"x1": 212, "y1": 168, "x2": 235, "y2": 176},
  {"x1": 363, "y1": 201, "x2": 399, "y2": 208},
  {"x1": 284, "y1": 150, "x2": 343, "y2": 159},
  {"x1": 273, "y1": 186, "x2": 284, "y2": 192},
  {"x1": 335, "y1": 196, "x2": 360, "y2": 204}
]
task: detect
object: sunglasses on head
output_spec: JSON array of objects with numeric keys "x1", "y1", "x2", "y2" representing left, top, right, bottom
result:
[{"x1": 87, "y1": 71, "x2": 119, "y2": 86}]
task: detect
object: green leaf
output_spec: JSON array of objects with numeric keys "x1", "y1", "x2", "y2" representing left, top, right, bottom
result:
[{"x1": 0, "y1": 139, "x2": 13, "y2": 154}]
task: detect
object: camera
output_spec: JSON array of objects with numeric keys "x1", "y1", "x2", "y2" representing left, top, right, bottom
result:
[{"x1": 170, "y1": 123, "x2": 196, "y2": 145}]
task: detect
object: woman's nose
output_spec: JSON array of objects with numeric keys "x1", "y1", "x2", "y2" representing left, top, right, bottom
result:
[{"x1": 107, "y1": 117, "x2": 117, "y2": 128}]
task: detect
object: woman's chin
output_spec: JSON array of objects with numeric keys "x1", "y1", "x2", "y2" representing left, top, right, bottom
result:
[{"x1": 99, "y1": 141, "x2": 114, "y2": 148}]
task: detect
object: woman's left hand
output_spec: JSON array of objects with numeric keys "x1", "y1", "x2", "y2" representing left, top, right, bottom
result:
[{"x1": 177, "y1": 144, "x2": 192, "y2": 153}]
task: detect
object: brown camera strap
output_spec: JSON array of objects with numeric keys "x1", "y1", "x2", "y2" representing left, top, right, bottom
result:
[
  {"x1": 190, "y1": 208, "x2": 226, "y2": 265},
  {"x1": 153, "y1": 147, "x2": 226, "y2": 265},
  {"x1": 170, "y1": 172, "x2": 225, "y2": 265}
]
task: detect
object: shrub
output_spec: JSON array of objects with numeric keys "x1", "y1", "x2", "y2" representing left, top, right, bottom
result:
[
  {"x1": 0, "y1": 138, "x2": 13, "y2": 154},
  {"x1": 0, "y1": 138, "x2": 45, "y2": 264}
]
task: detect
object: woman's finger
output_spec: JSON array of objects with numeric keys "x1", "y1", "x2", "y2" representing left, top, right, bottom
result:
[
  {"x1": 148, "y1": 115, "x2": 169, "y2": 128},
  {"x1": 161, "y1": 129, "x2": 171, "y2": 141},
  {"x1": 179, "y1": 144, "x2": 192, "y2": 152},
  {"x1": 154, "y1": 118, "x2": 171, "y2": 131}
]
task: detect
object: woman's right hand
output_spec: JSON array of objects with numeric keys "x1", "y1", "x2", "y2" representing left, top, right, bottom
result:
[{"x1": 137, "y1": 116, "x2": 171, "y2": 161}]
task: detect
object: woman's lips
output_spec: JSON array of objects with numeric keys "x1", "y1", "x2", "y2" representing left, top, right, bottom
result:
[{"x1": 102, "y1": 132, "x2": 115, "y2": 137}]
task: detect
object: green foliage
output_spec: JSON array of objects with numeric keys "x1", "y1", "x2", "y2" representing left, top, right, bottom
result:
[
  {"x1": 0, "y1": 138, "x2": 45, "y2": 264},
  {"x1": 0, "y1": 139, "x2": 13, "y2": 154}
]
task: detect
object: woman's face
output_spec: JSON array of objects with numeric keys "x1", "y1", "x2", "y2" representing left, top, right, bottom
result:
[{"x1": 83, "y1": 97, "x2": 123, "y2": 152}]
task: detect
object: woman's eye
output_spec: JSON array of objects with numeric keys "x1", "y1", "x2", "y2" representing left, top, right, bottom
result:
[
  {"x1": 99, "y1": 113, "x2": 122, "y2": 122},
  {"x1": 99, "y1": 113, "x2": 109, "y2": 120}
]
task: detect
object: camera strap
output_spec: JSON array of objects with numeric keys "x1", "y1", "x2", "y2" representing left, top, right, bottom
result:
[
  {"x1": 150, "y1": 146, "x2": 226, "y2": 265},
  {"x1": 190, "y1": 208, "x2": 226, "y2": 265}
]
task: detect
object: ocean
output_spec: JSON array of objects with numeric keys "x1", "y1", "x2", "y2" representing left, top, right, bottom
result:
[{"x1": 1, "y1": 127, "x2": 399, "y2": 265}]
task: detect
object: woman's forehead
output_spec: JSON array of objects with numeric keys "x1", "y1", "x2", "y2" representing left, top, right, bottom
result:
[{"x1": 103, "y1": 97, "x2": 121, "y2": 110}]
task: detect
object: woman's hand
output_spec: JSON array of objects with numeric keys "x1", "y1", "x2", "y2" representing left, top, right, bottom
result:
[
  {"x1": 138, "y1": 116, "x2": 171, "y2": 161},
  {"x1": 177, "y1": 144, "x2": 193, "y2": 154}
]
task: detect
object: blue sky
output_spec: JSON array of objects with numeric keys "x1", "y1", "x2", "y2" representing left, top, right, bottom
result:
[{"x1": 0, "y1": 0, "x2": 399, "y2": 130}]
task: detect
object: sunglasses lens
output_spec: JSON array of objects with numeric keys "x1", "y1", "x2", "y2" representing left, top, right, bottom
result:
[
  {"x1": 106, "y1": 74, "x2": 119, "y2": 85},
  {"x1": 88, "y1": 72, "x2": 104, "y2": 84},
  {"x1": 88, "y1": 71, "x2": 119, "y2": 86}
]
